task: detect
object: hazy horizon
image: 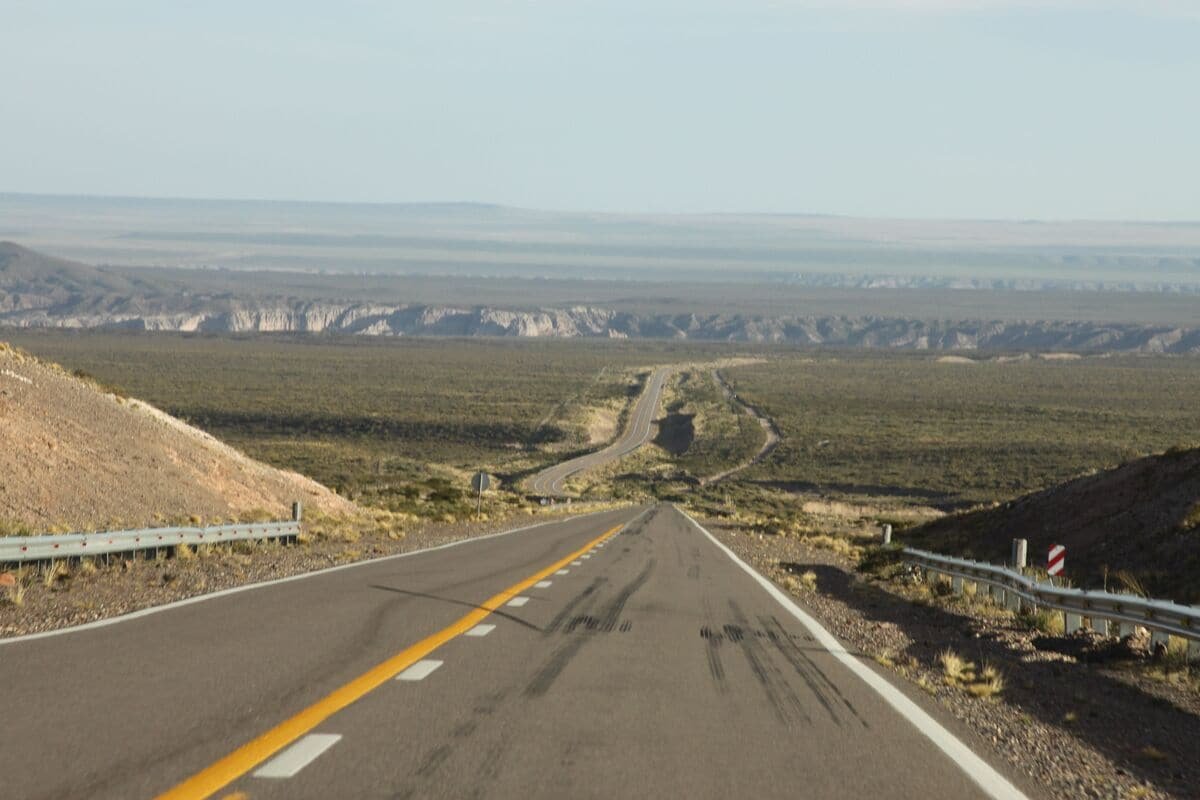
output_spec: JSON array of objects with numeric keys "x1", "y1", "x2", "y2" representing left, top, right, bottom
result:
[
  {"x1": 3, "y1": 190, "x2": 1200, "y2": 226},
  {"x1": 5, "y1": 2, "x2": 1199, "y2": 220}
]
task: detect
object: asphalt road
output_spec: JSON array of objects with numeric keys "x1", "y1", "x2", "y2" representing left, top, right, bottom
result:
[
  {"x1": 528, "y1": 367, "x2": 670, "y2": 496},
  {"x1": 0, "y1": 505, "x2": 1030, "y2": 800}
]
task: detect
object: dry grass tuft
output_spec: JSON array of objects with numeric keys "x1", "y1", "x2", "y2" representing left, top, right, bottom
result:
[
  {"x1": 175, "y1": 542, "x2": 195, "y2": 560},
  {"x1": 938, "y1": 649, "x2": 1003, "y2": 698},
  {"x1": 965, "y1": 663, "x2": 1005, "y2": 698},
  {"x1": 42, "y1": 561, "x2": 67, "y2": 588},
  {"x1": 939, "y1": 649, "x2": 971, "y2": 683},
  {"x1": 5, "y1": 568, "x2": 29, "y2": 606},
  {"x1": 1138, "y1": 745, "x2": 1168, "y2": 762},
  {"x1": 1019, "y1": 608, "x2": 1065, "y2": 636},
  {"x1": 1116, "y1": 570, "x2": 1149, "y2": 598},
  {"x1": 802, "y1": 534, "x2": 863, "y2": 561}
]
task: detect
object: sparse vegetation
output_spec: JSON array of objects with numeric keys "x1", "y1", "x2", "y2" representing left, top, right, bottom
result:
[
  {"x1": 724, "y1": 352, "x2": 1200, "y2": 507},
  {"x1": 938, "y1": 648, "x2": 1005, "y2": 699},
  {"x1": 782, "y1": 569, "x2": 818, "y2": 593},
  {"x1": 939, "y1": 648, "x2": 970, "y2": 683},
  {"x1": 1018, "y1": 608, "x2": 1066, "y2": 636},
  {"x1": 0, "y1": 517, "x2": 33, "y2": 537},
  {"x1": 5, "y1": 333, "x2": 754, "y2": 522}
]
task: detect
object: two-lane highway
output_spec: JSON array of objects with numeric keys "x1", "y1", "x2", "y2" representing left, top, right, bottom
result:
[
  {"x1": 0, "y1": 505, "x2": 1031, "y2": 799},
  {"x1": 528, "y1": 367, "x2": 670, "y2": 497}
]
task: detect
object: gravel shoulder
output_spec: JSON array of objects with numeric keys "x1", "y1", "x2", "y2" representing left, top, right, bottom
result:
[
  {"x1": 704, "y1": 519, "x2": 1200, "y2": 800},
  {"x1": 0, "y1": 504, "x2": 625, "y2": 639}
]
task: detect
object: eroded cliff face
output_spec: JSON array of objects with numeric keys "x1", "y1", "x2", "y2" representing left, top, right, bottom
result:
[
  {"x1": 4, "y1": 241, "x2": 1199, "y2": 351},
  {"x1": 4, "y1": 298, "x2": 1200, "y2": 352}
]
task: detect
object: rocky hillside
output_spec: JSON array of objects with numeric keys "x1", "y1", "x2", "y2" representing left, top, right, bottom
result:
[
  {"x1": 4, "y1": 242, "x2": 1200, "y2": 352},
  {"x1": 907, "y1": 447, "x2": 1200, "y2": 603},
  {"x1": 0, "y1": 342, "x2": 355, "y2": 532}
]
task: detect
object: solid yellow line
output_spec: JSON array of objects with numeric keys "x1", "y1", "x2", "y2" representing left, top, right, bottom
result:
[{"x1": 156, "y1": 523, "x2": 625, "y2": 800}]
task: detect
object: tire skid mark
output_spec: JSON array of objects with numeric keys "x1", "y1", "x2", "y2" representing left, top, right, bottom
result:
[
  {"x1": 700, "y1": 596, "x2": 728, "y2": 693},
  {"x1": 763, "y1": 615, "x2": 867, "y2": 727},
  {"x1": 598, "y1": 558, "x2": 654, "y2": 633},
  {"x1": 391, "y1": 689, "x2": 510, "y2": 798},
  {"x1": 544, "y1": 578, "x2": 605, "y2": 634},
  {"x1": 524, "y1": 626, "x2": 592, "y2": 698},
  {"x1": 471, "y1": 740, "x2": 510, "y2": 792},
  {"x1": 526, "y1": 559, "x2": 655, "y2": 697},
  {"x1": 728, "y1": 600, "x2": 811, "y2": 726},
  {"x1": 414, "y1": 743, "x2": 452, "y2": 778}
]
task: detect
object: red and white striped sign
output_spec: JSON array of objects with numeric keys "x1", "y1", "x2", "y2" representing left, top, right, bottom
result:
[{"x1": 1047, "y1": 544, "x2": 1066, "y2": 576}]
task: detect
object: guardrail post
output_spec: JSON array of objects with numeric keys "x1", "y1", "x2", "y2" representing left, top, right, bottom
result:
[
  {"x1": 1006, "y1": 590, "x2": 1021, "y2": 612},
  {"x1": 880, "y1": 524, "x2": 892, "y2": 545},
  {"x1": 1091, "y1": 617, "x2": 1110, "y2": 636},
  {"x1": 1150, "y1": 630, "x2": 1170, "y2": 654},
  {"x1": 949, "y1": 576, "x2": 962, "y2": 595},
  {"x1": 1118, "y1": 622, "x2": 1136, "y2": 639},
  {"x1": 1011, "y1": 539, "x2": 1027, "y2": 570},
  {"x1": 292, "y1": 501, "x2": 303, "y2": 522},
  {"x1": 1064, "y1": 612, "x2": 1082, "y2": 634},
  {"x1": 1190, "y1": 638, "x2": 1200, "y2": 664}
]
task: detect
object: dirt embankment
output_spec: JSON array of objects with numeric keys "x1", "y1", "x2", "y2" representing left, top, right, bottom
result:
[
  {"x1": 909, "y1": 447, "x2": 1200, "y2": 603},
  {"x1": 0, "y1": 343, "x2": 355, "y2": 532}
]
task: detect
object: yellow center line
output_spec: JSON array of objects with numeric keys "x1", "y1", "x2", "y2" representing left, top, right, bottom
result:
[{"x1": 155, "y1": 523, "x2": 625, "y2": 800}]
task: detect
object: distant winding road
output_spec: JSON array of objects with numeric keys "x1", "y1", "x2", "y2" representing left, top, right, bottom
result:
[
  {"x1": 528, "y1": 367, "x2": 670, "y2": 497},
  {"x1": 700, "y1": 368, "x2": 782, "y2": 486}
]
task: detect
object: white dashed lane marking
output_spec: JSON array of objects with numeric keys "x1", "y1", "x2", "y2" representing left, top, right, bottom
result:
[
  {"x1": 253, "y1": 734, "x2": 342, "y2": 779},
  {"x1": 581, "y1": 555, "x2": 591, "y2": 560},
  {"x1": 534, "y1": 580, "x2": 553, "y2": 588},
  {"x1": 571, "y1": 561, "x2": 582, "y2": 566},
  {"x1": 396, "y1": 660, "x2": 443, "y2": 681},
  {"x1": 556, "y1": 569, "x2": 570, "y2": 575},
  {"x1": 507, "y1": 597, "x2": 530, "y2": 607},
  {"x1": 465, "y1": 624, "x2": 495, "y2": 637}
]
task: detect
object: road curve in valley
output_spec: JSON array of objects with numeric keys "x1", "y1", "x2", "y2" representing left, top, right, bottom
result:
[
  {"x1": 0, "y1": 504, "x2": 1032, "y2": 799},
  {"x1": 528, "y1": 366, "x2": 670, "y2": 497},
  {"x1": 700, "y1": 368, "x2": 782, "y2": 486}
]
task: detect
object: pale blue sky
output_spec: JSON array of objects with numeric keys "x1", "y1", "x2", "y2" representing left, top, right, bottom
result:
[{"x1": 4, "y1": 1, "x2": 1198, "y2": 219}]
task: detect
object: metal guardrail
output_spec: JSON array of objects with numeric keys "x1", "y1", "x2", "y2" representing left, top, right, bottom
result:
[
  {"x1": 0, "y1": 520, "x2": 301, "y2": 564},
  {"x1": 904, "y1": 547, "x2": 1200, "y2": 646}
]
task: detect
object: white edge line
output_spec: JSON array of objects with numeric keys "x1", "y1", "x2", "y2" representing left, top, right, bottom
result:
[
  {"x1": 678, "y1": 506, "x2": 1029, "y2": 800},
  {"x1": 253, "y1": 733, "x2": 342, "y2": 778},
  {"x1": 1, "y1": 506, "x2": 641, "y2": 647}
]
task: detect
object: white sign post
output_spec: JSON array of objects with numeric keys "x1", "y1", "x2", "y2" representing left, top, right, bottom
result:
[{"x1": 470, "y1": 472, "x2": 491, "y2": 520}]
